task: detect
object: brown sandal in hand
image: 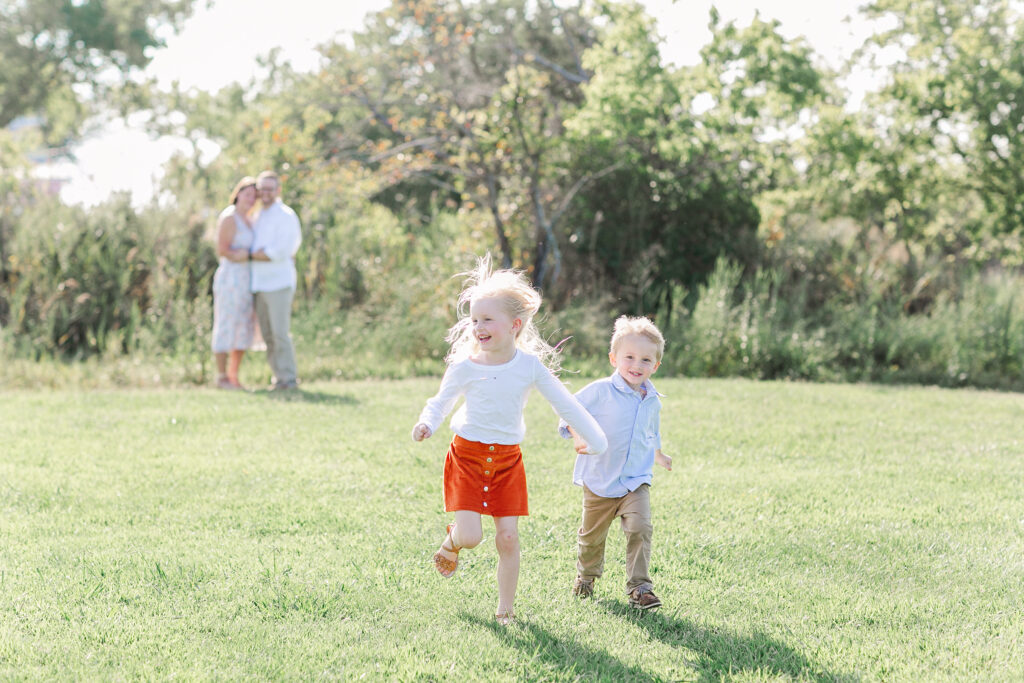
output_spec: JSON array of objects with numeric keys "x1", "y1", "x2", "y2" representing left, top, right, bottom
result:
[{"x1": 433, "y1": 523, "x2": 461, "y2": 578}]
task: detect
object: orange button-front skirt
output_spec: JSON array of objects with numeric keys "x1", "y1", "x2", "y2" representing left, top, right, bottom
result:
[{"x1": 443, "y1": 435, "x2": 528, "y2": 517}]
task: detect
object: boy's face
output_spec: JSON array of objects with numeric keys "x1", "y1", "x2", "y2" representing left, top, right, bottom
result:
[{"x1": 610, "y1": 333, "x2": 660, "y2": 391}]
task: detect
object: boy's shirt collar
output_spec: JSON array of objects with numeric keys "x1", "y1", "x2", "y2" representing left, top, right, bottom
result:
[{"x1": 608, "y1": 371, "x2": 664, "y2": 398}]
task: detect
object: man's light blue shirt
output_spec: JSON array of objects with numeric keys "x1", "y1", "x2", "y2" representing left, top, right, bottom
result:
[{"x1": 559, "y1": 371, "x2": 662, "y2": 498}]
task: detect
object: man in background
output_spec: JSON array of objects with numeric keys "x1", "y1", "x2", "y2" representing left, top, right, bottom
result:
[{"x1": 250, "y1": 170, "x2": 302, "y2": 390}]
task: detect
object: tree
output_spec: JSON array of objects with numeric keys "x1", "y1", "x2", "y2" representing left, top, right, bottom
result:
[
  {"x1": 772, "y1": 0, "x2": 1024, "y2": 314},
  {"x1": 559, "y1": 4, "x2": 826, "y2": 316},
  {"x1": 319, "y1": 0, "x2": 608, "y2": 288},
  {"x1": 856, "y1": 0, "x2": 1024, "y2": 240},
  {"x1": 0, "y1": 0, "x2": 197, "y2": 138}
]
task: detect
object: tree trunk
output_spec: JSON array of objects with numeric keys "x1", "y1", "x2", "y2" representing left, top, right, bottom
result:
[
  {"x1": 484, "y1": 171, "x2": 513, "y2": 269},
  {"x1": 529, "y1": 164, "x2": 561, "y2": 290}
]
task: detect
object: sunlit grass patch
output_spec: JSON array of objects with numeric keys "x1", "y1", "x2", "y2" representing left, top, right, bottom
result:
[{"x1": 1, "y1": 378, "x2": 1022, "y2": 679}]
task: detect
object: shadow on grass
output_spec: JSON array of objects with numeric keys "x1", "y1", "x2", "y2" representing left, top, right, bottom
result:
[
  {"x1": 460, "y1": 605, "x2": 855, "y2": 682},
  {"x1": 462, "y1": 613, "x2": 654, "y2": 681},
  {"x1": 598, "y1": 600, "x2": 857, "y2": 682},
  {"x1": 248, "y1": 388, "x2": 359, "y2": 406}
]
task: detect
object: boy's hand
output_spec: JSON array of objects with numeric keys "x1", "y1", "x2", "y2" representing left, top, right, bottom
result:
[
  {"x1": 411, "y1": 423, "x2": 432, "y2": 441},
  {"x1": 655, "y1": 449, "x2": 672, "y2": 471}
]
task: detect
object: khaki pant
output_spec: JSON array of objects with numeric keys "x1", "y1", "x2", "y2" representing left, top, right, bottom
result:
[
  {"x1": 577, "y1": 484, "x2": 653, "y2": 594},
  {"x1": 254, "y1": 287, "x2": 297, "y2": 385}
]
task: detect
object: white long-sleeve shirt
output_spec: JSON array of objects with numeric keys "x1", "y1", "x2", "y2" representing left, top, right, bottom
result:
[
  {"x1": 417, "y1": 351, "x2": 608, "y2": 455},
  {"x1": 251, "y1": 199, "x2": 302, "y2": 292}
]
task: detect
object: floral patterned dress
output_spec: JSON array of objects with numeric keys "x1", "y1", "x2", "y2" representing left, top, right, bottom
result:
[{"x1": 211, "y1": 206, "x2": 260, "y2": 352}]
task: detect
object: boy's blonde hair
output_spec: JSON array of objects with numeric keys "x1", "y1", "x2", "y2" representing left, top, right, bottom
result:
[
  {"x1": 445, "y1": 255, "x2": 561, "y2": 371},
  {"x1": 610, "y1": 315, "x2": 665, "y2": 363}
]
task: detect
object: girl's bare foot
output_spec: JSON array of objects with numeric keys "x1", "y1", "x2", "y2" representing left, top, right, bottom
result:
[{"x1": 494, "y1": 607, "x2": 516, "y2": 626}]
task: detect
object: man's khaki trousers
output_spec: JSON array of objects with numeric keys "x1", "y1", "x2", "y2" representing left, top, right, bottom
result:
[{"x1": 254, "y1": 287, "x2": 297, "y2": 385}]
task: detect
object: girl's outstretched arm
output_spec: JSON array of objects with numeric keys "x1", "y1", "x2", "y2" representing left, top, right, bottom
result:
[
  {"x1": 415, "y1": 365, "x2": 464, "y2": 440},
  {"x1": 533, "y1": 363, "x2": 607, "y2": 456}
]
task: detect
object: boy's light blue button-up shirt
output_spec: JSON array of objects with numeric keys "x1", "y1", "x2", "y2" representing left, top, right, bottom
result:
[{"x1": 559, "y1": 371, "x2": 662, "y2": 498}]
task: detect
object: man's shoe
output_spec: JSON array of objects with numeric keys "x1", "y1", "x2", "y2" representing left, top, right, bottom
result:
[
  {"x1": 270, "y1": 381, "x2": 299, "y2": 391},
  {"x1": 628, "y1": 588, "x2": 662, "y2": 610},
  {"x1": 572, "y1": 576, "x2": 595, "y2": 598}
]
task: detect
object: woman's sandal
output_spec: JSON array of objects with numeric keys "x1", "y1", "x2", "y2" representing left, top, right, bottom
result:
[
  {"x1": 432, "y1": 523, "x2": 461, "y2": 578},
  {"x1": 494, "y1": 608, "x2": 516, "y2": 626}
]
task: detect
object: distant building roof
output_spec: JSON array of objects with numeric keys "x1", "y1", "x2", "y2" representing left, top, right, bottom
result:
[{"x1": 7, "y1": 115, "x2": 45, "y2": 132}]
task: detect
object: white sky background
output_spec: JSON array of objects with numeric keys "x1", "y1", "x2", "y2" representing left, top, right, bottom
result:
[{"x1": 48, "y1": 0, "x2": 876, "y2": 206}]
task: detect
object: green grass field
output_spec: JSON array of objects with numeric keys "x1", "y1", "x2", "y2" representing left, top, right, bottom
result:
[{"x1": 1, "y1": 377, "x2": 1022, "y2": 681}]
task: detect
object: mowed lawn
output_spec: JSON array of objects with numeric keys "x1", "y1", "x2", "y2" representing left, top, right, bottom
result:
[{"x1": 1, "y1": 377, "x2": 1022, "y2": 681}]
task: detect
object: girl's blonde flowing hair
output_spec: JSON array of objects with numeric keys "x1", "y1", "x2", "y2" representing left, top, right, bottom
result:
[{"x1": 444, "y1": 255, "x2": 561, "y2": 372}]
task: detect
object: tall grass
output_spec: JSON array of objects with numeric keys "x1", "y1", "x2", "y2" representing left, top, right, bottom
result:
[
  {"x1": 661, "y1": 258, "x2": 1024, "y2": 391},
  {"x1": 0, "y1": 195, "x2": 216, "y2": 365},
  {"x1": 4, "y1": 260, "x2": 1024, "y2": 391},
  {"x1": 2, "y1": 187, "x2": 1023, "y2": 391}
]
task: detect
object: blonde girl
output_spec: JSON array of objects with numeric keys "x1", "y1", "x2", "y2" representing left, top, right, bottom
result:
[{"x1": 411, "y1": 256, "x2": 608, "y2": 625}]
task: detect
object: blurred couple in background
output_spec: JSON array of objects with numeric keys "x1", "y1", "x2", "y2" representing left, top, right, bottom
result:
[{"x1": 211, "y1": 170, "x2": 301, "y2": 391}]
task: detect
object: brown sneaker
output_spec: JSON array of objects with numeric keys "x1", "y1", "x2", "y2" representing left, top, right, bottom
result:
[
  {"x1": 572, "y1": 576, "x2": 595, "y2": 598},
  {"x1": 628, "y1": 588, "x2": 662, "y2": 610}
]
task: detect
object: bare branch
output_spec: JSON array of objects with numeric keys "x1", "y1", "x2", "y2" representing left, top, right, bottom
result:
[
  {"x1": 367, "y1": 136, "x2": 441, "y2": 162},
  {"x1": 549, "y1": 161, "x2": 626, "y2": 230},
  {"x1": 548, "y1": 0, "x2": 586, "y2": 81},
  {"x1": 512, "y1": 47, "x2": 589, "y2": 85}
]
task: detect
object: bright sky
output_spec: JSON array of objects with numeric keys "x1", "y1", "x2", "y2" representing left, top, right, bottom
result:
[{"x1": 47, "y1": 0, "x2": 874, "y2": 206}]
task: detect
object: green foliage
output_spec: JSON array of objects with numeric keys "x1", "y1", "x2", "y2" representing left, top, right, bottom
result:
[
  {"x1": 0, "y1": 0, "x2": 198, "y2": 139},
  {"x1": 784, "y1": 0, "x2": 1024, "y2": 259},
  {"x1": 6, "y1": 0, "x2": 1024, "y2": 394},
  {"x1": 666, "y1": 259, "x2": 831, "y2": 381},
  {"x1": 697, "y1": 11, "x2": 826, "y2": 139},
  {"x1": 312, "y1": 0, "x2": 604, "y2": 286},
  {"x1": 559, "y1": 2, "x2": 832, "y2": 317},
  {"x1": 660, "y1": 250, "x2": 1024, "y2": 390},
  {"x1": 0, "y1": 192, "x2": 216, "y2": 373},
  {"x1": 860, "y1": 0, "x2": 1024, "y2": 239},
  {"x1": 871, "y1": 272, "x2": 1024, "y2": 389}
]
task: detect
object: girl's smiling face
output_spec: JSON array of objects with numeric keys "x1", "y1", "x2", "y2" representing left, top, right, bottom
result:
[{"x1": 470, "y1": 296, "x2": 521, "y2": 361}]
